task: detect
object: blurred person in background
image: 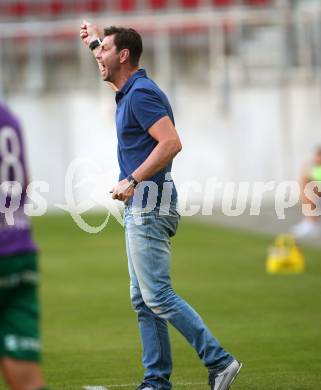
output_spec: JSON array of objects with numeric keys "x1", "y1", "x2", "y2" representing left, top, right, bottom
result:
[
  {"x1": 80, "y1": 21, "x2": 242, "y2": 390},
  {"x1": 0, "y1": 102, "x2": 47, "y2": 390},
  {"x1": 292, "y1": 146, "x2": 321, "y2": 238}
]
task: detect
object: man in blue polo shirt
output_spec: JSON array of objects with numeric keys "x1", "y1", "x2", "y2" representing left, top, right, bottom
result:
[
  {"x1": 114, "y1": 67, "x2": 177, "y2": 210},
  {"x1": 80, "y1": 22, "x2": 241, "y2": 390}
]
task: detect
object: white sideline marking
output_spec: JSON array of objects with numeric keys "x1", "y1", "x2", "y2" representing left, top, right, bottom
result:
[
  {"x1": 84, "y1": 387, "x2": 108, "y2": 390},
  {"x1": 84, "y1": 383, "x2": 206, "y2": 389}
]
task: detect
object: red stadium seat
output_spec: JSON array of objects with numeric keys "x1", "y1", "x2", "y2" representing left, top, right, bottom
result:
[
  {"x1": 8, "y1": 1, "x2": 28, "y2": 17},
  {"x1": 150, "y1": 0, "x2": 168, "y2": 9},
  {"x1": 0, "y1": 3, "x2": 8, "y2": 17},
  {"x1": 212, "y1": 0, "x2": 234, "y2": 6},
  {"x1": 50, "y1": 0, "x2": 64, "y2": 15},
  {"x1": 245, "y1": 0, "x2": 271, "y2": 6},
  {"x1": 180, "y1": 0, "x2": 201, "y2": 7},
  {"x1": 119, "y1": 0, "x2": 136, "y2": 12},
  {"x1": 86, "y1": 0, "x2": 105, "y2": 12},
  {"x1": 29, "y1": 2, "x2": 47, "y2": 16},
  {"x1": 71, "y1": 0, "x2": 84, "y2": 13}
]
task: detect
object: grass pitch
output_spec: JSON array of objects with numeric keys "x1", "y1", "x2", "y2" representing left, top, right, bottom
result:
[{"x1": 1, "y1": 214, "x2": 320, "y2": 389}]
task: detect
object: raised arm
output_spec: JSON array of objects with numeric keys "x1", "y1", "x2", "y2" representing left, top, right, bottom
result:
[
  {"x1": 79, "y1": 20, "x2": 118, "y2": 92},
  {"x1": 80, "y1": 20, "x2": 101, "y2": 51}
]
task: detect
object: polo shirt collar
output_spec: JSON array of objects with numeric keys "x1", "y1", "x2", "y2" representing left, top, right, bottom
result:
[{"x1": 115, "y1": 68, "x2": 147, "y2": 103}]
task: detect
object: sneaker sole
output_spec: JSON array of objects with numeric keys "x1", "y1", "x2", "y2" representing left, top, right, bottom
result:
[{"x1": 226, "y1": 362, "x2": 242, "y2": 390}]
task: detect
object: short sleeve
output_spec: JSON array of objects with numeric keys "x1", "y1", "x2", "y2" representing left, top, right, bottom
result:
[{"x1": 131, "y1": 88, "x2": 168, "y2": 131}]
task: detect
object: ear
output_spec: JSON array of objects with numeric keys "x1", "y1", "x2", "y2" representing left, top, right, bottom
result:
[{"x1": 119, "y1": 48, "x2": 130, "y2": 64}]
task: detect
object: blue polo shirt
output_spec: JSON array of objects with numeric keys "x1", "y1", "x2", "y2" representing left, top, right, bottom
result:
[{"x1": 115, "y1": 68, "x2": 177, "y2": 208}]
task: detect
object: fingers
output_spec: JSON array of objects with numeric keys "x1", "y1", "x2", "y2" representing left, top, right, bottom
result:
[
  {"x1": 112, "y1": 192, "x2": 124, "y2": 201},
  {"x1": 110, "y1": 190, "x2": 128, "y2": 202},
  {"x1": 80, "y1": 24, "x2": 88, "y2": 40},
  {"x1": 111, "y1": 188, "x2": 122, "y2": 201},
  {"x1": 80, "y1": 20, "x2": 89, "y2": 38},
  {"x1": 81, "y1": 20, "x2": 90, "y2": 28},
  {"x1": 80, "y1": 19, "x2": 100, "y2": 46},
  {"x1": 110, "y1": 184, "x2": 133, "y2": 203},
  {"x1": 110, "y1": 187, "x2": 116, "y2": 198},
  {"x1": 80, "y1": 22, "x2": 87, "y2": 31}
]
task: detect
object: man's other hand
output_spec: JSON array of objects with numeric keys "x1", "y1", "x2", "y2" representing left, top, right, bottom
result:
[{"x1": 111, "y1": 179, "x2": 135, "y2": 203}]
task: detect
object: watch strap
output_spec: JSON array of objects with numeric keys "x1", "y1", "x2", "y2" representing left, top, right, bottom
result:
[
  {"x1": 127, "y1": 174, "x2": 138, "y2": 188},
  {"x1": 89, "y1": 38, "x2": 102, "y2": 51}
]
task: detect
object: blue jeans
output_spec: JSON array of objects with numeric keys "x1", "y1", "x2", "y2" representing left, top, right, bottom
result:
[{"x1": 124, "y1": 203, "x2": 233, "y2": 390}]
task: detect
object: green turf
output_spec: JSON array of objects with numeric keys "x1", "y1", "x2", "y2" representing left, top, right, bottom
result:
[{"x1": 1, "y1": 214, "x2": 320, "y2": 389}]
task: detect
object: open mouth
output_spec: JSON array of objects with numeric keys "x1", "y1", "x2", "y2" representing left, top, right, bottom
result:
[
  {"x1": 99, "y1": 63, "x2": 107, "y2": 72},
  {"x1": 98, "y1": 62, "x2": 108, "y2": 79}
]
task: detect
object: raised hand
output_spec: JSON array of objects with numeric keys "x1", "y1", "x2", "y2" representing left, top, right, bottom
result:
[{"x1": 79, "y1": 20, "x2": 101, "y2": 46}]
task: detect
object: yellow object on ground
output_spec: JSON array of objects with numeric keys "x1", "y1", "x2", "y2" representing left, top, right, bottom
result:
[{"x1": 266, "y1": 235, "x2": 305, "y2": 274}]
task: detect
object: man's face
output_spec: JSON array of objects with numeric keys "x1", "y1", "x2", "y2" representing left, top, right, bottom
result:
[{"x1": 95, "y1": 35, "x2": 120, "y2": 82}]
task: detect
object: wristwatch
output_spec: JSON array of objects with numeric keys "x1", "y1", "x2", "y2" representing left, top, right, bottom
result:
[
  {"x1": 127, "y1": 174, "x2": 138, "y2": 188},
  {"x1": 89, "y1": 38, "x2": 102, "y2": 51}
]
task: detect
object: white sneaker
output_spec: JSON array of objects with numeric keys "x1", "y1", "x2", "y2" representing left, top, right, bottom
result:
[
  {"x1": 292, "y1": 219, "x2": 321, "y2": 238},
  {"x1": 136, "y1": 383, "x2": 154, "y2": 390},
  {"x1": 208, "y1": 359, "x2": 242, "y2": 390}
]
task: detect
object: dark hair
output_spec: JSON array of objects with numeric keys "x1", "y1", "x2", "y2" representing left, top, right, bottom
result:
[{"x1": 104, "y1": 26, "x2": 143, "y2": 67}]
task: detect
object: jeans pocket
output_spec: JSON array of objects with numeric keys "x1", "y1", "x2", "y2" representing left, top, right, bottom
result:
[{"x1": 156, "y1": 214, "x2": 179, "y2": 237}]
